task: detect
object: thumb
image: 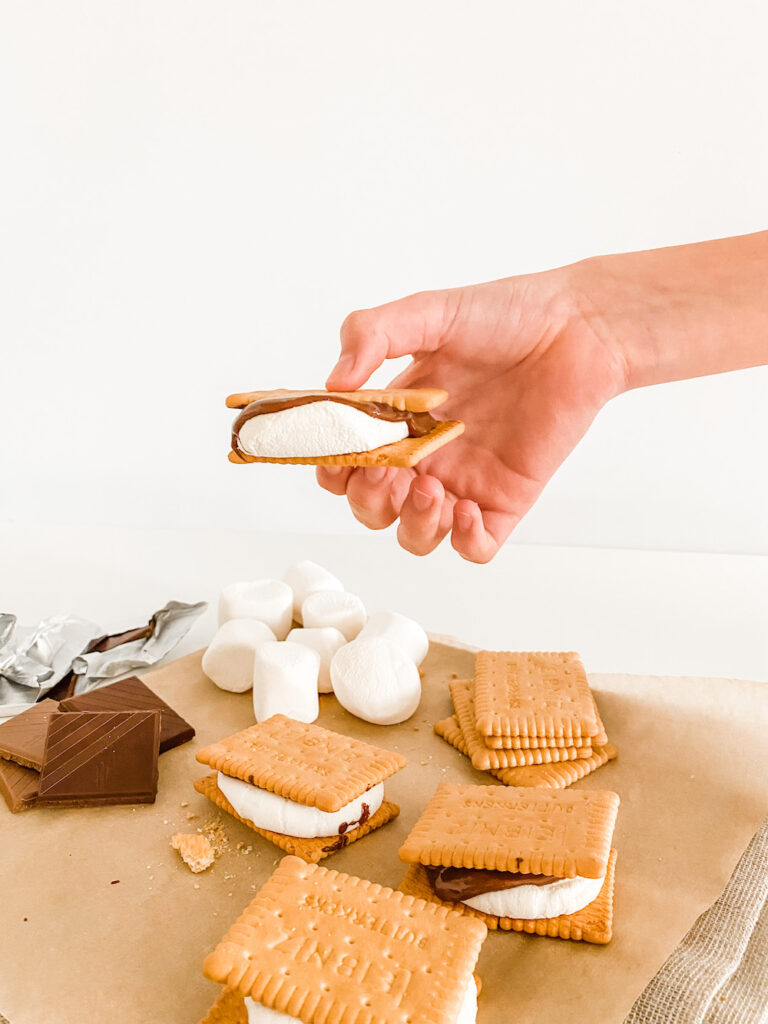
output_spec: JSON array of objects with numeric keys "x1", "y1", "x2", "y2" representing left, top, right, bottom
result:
[{"x1": 326, "y1": 289, "x2": 455, "y2": 390}]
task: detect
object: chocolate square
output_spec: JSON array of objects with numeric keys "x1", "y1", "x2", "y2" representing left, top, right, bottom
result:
[
  {"x1": 36, "y1": 710, "x2": 161, "y2": 807},
  {"x1": 59, "y1": 676, "x2": 194, "y2": 753},
  {"x1": 0, "y1": 698, "x2": 60, "y2": 770}
]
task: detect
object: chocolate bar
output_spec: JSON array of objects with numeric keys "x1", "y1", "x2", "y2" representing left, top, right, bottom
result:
[
  {"x1": 36, "y1": 710, "x2": 161, "y2": 807},
  {"x1": 59, "y1": 676, "x2": 194, "y2": 753},
  {"x1": 0, "y1": 698, "x2": 60, "y2": 770}
]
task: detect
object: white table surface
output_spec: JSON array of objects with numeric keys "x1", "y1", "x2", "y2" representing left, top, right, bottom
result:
[{"x1": 1, "y1": 522, "x2": 765, "y2": 683}]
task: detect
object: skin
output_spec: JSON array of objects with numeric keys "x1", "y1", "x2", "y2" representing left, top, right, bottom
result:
[{"x1": 317, "y1": 231, "x2": 768, "y2": 563}]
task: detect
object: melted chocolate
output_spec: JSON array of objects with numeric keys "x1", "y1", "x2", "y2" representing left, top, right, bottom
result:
[
  {"x1": 232, "y1": 395, "x2": 437, "y2": 453},
  {"x1": 428, "y1": 865, "x2": 561, "y2": 902},
  {"x1": 321, "y1": 834, "x2": 350, "y2": 853},
  {"x1": 338, "y1": 801, "x2": 371, "y2": 835}
]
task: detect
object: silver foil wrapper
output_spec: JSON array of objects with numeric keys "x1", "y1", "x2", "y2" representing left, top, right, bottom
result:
[
  {"x1": 71, "y1": 600, "x2": 207, "y2": 694},
  {"x1": 0, "y1": 601, "x2": 206, "y2": 715},
  {"x1": 0, "y1": 614, "x2": 100, "y2": 714}
]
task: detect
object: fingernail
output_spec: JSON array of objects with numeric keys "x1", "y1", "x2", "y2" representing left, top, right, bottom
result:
[
  {"x1": 456, "y1": 511, "x2": 474, "y2": 531},
  {"x1": 412, "y1": 486, "x2": 434, "y2": 512},
  {"x1": 365, "y1": 466, "x2": 387, "y2": 482}
]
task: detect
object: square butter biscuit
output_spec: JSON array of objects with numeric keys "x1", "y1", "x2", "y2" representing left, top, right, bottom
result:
[
  {"x1": 203, "y1": 855, "x2": 487, "y2": 1024},
  {"x1": 450, "y1": 681, "x2": 591, "y2": 771},
  {"x1": 433, "y1": 715, "x2": 618, "y2": 789},
  {"x1": 194, "y1": 773, "x2": 400, "y2": 863},
  {"x1": 473, "y1": 651, "x2": 599, "y2": 740},
  {"x1": 399, "y1": 850, "x2": 617, "y2": 944},
  {"x1": 195, "y1": 715, "x2": 406, "y2": 813},
  {"x1": 198, "y1": 987, "x2": 247, "y2": 1024},
  {"x1": 399, "y1": 782, "x2": 619, "y2": 878}
]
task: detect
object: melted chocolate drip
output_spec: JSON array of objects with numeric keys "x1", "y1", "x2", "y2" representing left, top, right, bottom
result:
[
  {"x1": 232, "y1": 395, "x2": 437, "y2": 453},
  {"x1": 338, "y1": 801, "x2": 371, "y2": 835},
  {"x1": 428, "y1": 865, "x2": 562, "y2": 902},
  {"x1": 321, "y1": 834, "x2": 350, "y2": 853}
]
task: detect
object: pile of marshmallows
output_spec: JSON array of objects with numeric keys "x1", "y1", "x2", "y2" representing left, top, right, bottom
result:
[{"x1": 201, "y1": 561, "x2": 428, "y2": 727}]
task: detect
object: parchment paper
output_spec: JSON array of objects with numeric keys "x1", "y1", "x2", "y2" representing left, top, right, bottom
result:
[{"x1": 1, "y1": 638, "x2": 767, "y2": 1024}]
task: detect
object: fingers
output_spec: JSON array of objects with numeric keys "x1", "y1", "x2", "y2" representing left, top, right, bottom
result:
[
  {"x1": 326, "y1": 289, "x2": 457, "y2": 390},
  {"x1": 450, "y1": 501, "x2": 518, "y2": 564},
  {"x1": 315, "y1": 466, "x2": 354, "y2": 495},
  {"x1": 345, "y1": 467, "x2": 411, "y2": 530},
  {"x1": 396, "y1": 476, "x2": 453, "y2": 555}
]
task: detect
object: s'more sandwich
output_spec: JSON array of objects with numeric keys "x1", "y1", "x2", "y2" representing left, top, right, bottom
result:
[
  {"x1": 398, "y1": 783, "x2": 620, "y2": 944},
  {"x1": 226, "y1": 388, "x2": 464, "y2": 467},
  {"x1": 194, "y1": 715, "x2": 404, "y2": 862},
  {"x1": 200, "y1": 855, "x2": 487, "y2": 1024}
]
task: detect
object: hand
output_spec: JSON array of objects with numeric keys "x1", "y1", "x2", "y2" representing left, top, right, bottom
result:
[{"x1": 317, "y1": 267, "x2": 628, "y2": 562}]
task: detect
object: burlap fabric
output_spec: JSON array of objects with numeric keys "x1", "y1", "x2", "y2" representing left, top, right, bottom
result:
[{"x1": 625, "y1": 816, "x2": 768, "y2": 1023}]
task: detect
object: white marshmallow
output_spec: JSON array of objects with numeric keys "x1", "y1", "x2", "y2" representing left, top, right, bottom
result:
[
  {"x1": 357, "y1": 610, "x2": 429, "y2": 666},
  {"x1": 244, "y1": 973, "x2": 477, "y2": 1024},
  {"x1": 201, "y1": 619, "x2": 276, "y2": 693},
  {"x1": 302, "y1": 590, "x2": 366, "y2": 642},
  {"x1": 217, "y1": 772, "x2": 383, "y2": 839},
  {"x1": 237, "y1": 401, "x2": 408, "y2": 459},
  {"x1": 330, "y1": 637, "x2": 421, "y2": 725},
  {"x1": 456, "y1": 974, "x2": 478, "y2": 1024},
  {"x1": 282, "y1": 560, "x2": 344, "y2": 623},
  {"x1": 218, "y1": 580, "x2": 294, "y2": 639},
  {"x1": 245, "y1": 998, "x2": 295, "y2": 1023},
  {"x1": 462, "y1": 873, "x2": 604, "y2": 919},
  {"x1": 286, "y1": 627, "x2": 346, "y2": 693},
  {"x1": 252, "y1": 641, "x2": 320, "y2": 723}
]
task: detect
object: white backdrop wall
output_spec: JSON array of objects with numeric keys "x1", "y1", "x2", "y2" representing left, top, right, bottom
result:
[{"x1": 1, "y1": 1, "x2": 766, "y2": 555}]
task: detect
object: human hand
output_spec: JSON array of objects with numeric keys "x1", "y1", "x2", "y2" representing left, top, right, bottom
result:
[{"x1": 317, "y1": 267, "x2": 628, "y2": 562}]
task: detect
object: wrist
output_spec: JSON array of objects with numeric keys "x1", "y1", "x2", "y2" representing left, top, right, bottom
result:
[{"x1": 566, "y1": 232, "x2": 768, "y2": 392}]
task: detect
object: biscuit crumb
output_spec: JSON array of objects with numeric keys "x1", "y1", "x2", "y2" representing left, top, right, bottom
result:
[
  {"x1": 201, "y1": 819, "x2": 230, "y2": 857},
  {"x1": 171, "y1": 833, "x2": 215, "y2": 874},
  {"x1": 180, "y1": 801, "x2": 189, "y2": 807},
  {"x1": 186, "y1": 811, "x2": 197, "y2": 820}
]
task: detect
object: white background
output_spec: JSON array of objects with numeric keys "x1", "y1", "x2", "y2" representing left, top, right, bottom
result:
[{"x1": 1, "y1": 1, "x2": 767, "y2": 555}]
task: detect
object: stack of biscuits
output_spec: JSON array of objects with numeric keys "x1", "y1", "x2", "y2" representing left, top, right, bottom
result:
[{"x1": 435, "y1": 651, "x2": 617, "y2": 789}]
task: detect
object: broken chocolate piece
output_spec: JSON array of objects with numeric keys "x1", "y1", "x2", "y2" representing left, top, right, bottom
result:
[
  {"x1": 59, "y1": 676, "x2": 194, "y2": 753},
  {"x1": 0, "y1": 698, "x2": 60, "y2": 770},
  {"x1": 0, "y1": 758, "x2": 40, "y2": 812},
  {"x1": 36, "y1": 710, "x2": 161, "y2": 807}
]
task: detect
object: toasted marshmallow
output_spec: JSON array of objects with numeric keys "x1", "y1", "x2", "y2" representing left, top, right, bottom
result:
[
  {"x1": 244, "y1": 973, "x2": 477, "y2": 1023},
  {"x1": 302, "y1": 590, "x2": 366, "y2": 642},
  {"x1": 202, "y1": 619, "x2": 276, "y2": 693},
  {"x1": 330, "y1": 637, "x2": 421, "y2": 725},
  {"x1": 462, "y1": 873, "x2": 604, "y2": 919},
  {"x1": 357, "y1": 610, "x2": 429, "y2": 666},
  {"x1": 217, "y1": 772, "x2": 383, "y2": 839},
  {"x1": 237, "y1": 401, "x2": 408, "y2": 459},
  {"x1": 286, "y1": 626, "x2": 346, "y2": 693},
  {"x1": 218, "y1": 580, "x2": 294, "y2": 640},
  {"x1": 282, "y1": 560, "x2": 344, "y2": 623},
  {"x1": 252, "y1": 641, "x2": 320, "y2": 723}
]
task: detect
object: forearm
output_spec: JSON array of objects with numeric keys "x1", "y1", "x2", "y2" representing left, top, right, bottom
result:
[{"x1": 571, "y1": 231, "x2": 768, "y2": 390}]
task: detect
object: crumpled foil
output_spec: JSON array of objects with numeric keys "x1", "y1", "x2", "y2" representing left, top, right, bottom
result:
[
  {"x1": 71, "y1": 600, "x2": 207, "y2": 694},
  {"x1": 0, "y1": 601, "x2": 206, "y2": 716}
]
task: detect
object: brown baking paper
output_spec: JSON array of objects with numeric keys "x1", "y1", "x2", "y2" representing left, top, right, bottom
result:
[{"x1": 1, "y1": 638, "x2": 767, "y2": 1024}]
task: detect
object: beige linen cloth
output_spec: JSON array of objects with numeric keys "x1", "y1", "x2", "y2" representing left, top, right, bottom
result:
[{"x1": 626, "y1": 816, "x2": 768, "y2": 1023}]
